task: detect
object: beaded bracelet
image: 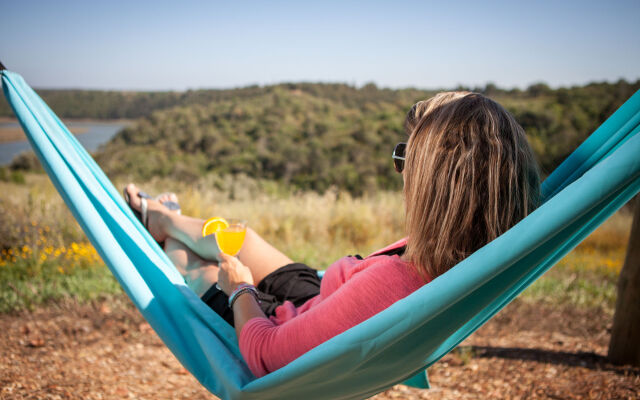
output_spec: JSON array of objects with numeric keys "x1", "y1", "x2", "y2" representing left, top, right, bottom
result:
[
  {"x1": 228, "y1": 283, "x2": 255, "y2": 299},
  {"x1": 228, "y1": 284, "x2": 260, "y2": 309}
]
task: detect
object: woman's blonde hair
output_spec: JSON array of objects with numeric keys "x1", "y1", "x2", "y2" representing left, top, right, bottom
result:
[{"x1": 403, "y1": 92, "x2": 540, "y2": 280}]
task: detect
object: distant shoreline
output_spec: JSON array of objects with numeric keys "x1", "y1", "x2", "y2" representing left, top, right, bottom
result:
[
  {"x1": 0, "y1": 117, "x2": 134, "y2": 124},
  {"x1": 0, "y1": 118, "x2": 133, "y2": 144}
]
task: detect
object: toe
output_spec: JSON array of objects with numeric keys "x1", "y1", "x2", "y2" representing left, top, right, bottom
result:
[
  {"x1": 157, "y1": 192, "x2": 179, "y2": 204},
  {"x1": 124, "y1": 183, "x2": 142, "y2": 211}
]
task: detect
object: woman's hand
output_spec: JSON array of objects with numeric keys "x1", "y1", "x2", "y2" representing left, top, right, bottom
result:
[
  {"x1": 217, "y1": 252, "x2": 255, "y2": 295},
  {"x1": 219, "y1": 252, "x2": 267, "y2": 339}
]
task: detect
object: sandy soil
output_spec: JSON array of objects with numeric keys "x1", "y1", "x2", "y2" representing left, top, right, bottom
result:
[{"x1": 1, "y1": 299, "x2": 638, "y2": 400}]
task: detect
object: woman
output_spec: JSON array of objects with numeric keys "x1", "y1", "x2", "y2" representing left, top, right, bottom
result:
[{"x1": 124, "y1": 91, "x2": 541, "y2": 377}]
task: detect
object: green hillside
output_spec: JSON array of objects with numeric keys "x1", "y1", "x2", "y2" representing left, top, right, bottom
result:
[
  {"x1": 96, "y1": 87, "x2": 412, "y2": 194},
  {"x1": 6, "y1": 80, "x2": 640, "y2": 194}
]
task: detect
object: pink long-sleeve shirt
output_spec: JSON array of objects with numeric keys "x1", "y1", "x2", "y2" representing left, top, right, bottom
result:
[{"x1": 238, "y1": 239, "x2": 428, "y2": 377}]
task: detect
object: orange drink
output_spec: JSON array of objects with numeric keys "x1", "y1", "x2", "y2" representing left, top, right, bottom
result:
[{"x1": 215, "y1": 219, "x2": 247, "y2": 256}]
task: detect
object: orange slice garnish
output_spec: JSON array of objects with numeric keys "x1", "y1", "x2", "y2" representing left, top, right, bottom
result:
[{"x1": 202, "y1": 217, "x2": 229, "y2": 237}]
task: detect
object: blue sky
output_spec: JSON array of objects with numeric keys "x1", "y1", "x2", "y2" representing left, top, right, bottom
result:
[{"x1": 1, "y1": 0, "x2": 639, "y2": 91}]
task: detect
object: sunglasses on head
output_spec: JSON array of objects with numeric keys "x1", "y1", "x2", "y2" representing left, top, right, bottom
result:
[{"x1": 392, "y1": 142, "x2": 406, "y2": 173}]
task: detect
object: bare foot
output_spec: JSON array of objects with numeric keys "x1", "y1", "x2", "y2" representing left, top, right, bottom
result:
[
  {"x1": 124, "y1": 183, "x2": 171, "y2": 243},
  {"x1": 156, "y1": 192, "x2": 179, "y2": 206}
]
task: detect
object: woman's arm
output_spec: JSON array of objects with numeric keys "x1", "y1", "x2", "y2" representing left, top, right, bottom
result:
[
  {"x1": 217, "y1": 252, "x2": 268, "y2": 337},
  {"x1": 238, "y1": 258, "x2": 422, "y2": 377},
  {"x1": 231, "y1": 293, "x2": 266, "y2": 337},
  {"x1": 218, "y1": 252, "x2": 423, "y2": 377}
]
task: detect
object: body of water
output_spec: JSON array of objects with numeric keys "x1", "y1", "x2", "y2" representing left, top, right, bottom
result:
[{"x1": 0, "y1": 121, "x2": 127, "y2": 166}]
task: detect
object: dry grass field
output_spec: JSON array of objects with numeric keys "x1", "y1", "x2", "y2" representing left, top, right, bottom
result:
[{"x1": 0, "y1": 173, "x2": 637, "y2": 399}]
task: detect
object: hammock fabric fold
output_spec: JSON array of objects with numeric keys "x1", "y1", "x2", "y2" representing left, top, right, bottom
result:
[{"x1": 2, "y1": 68, "x2": 639, "y2": 400}]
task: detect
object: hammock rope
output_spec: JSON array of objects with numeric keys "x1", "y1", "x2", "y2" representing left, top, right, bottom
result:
[{"x1": 2, "y1": 68, "x2": 639, "y2": 400}]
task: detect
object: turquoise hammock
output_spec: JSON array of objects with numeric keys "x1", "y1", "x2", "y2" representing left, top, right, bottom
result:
[{"x1": 2, "y1": 66, "x2": 640, "y2": 400}]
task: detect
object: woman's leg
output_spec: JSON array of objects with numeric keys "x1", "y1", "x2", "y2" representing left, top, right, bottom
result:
[
  {"x1": 164, "y1": 214, "x2": 294, "y2": 284},
  {"x1": 125, "y1": 184, "x2": 293, "y2": 285},
  {"x1": 236, "y1": 228, "x2": 294, "y2": 285},
  {"x1": 164, "y1": 237, "x2": 219, "y2": 297}
]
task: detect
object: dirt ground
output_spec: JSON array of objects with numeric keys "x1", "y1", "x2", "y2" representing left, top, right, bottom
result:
[{"x1": 1, "y1": 299, "x2": 638, "y2": 400}]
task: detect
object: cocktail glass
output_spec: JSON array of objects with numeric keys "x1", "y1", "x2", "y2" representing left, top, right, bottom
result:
[{"x1": 215, "y1": 219, "x2": 247, "y2": 256}]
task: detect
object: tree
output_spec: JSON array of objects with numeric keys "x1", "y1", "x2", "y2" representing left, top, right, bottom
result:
[{"x1": 608, "y1": 196, "x2": 640, "y2": 366}]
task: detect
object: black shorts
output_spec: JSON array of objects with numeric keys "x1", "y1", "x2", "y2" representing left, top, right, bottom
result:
[{"x1": 200, "y1": 262, "x2": 322, "y2": 326}]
